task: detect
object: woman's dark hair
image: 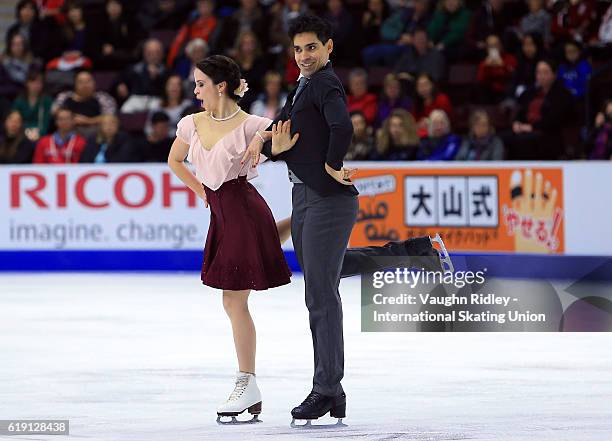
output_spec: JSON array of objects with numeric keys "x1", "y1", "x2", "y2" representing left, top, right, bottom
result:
[
  {"x1": 26, "y1": 69, "x2": 43, "y2": 82},
  {"x1": 414, "y1": 73, "x2": 439, "y2": 116},
  {"x1": 564, "y1": 38, "x2": 583, "y2": 60},
  {"x1": 288, "y1": 14, "x2": 332, "y2": 44},
  {"x1": 522, "y1": 32, "x2": 545, "y2": 60},
  {"x1": 16, "y1": 0, "x2": 38, "y2": 20},
  {"x1": 0, "y1": 110, "x2": 25, "y2": 162},
  {"x1": 18, "y1": 69, "x2": 44, "y2": 99},
  {"x1": 601, "y1": 99, "x2": 612, "y2": 123},
  {"x1": 366, "y1": 0, "x2": 390, "y2": 20},
  {"x1": 196, "y1": 55, "x2": 242, "y2": 102},
  {"x1": 161, "y1": 74, "x2": 186, "y2": 107},
  {"x1": 62, "y1": 0, "x2": 85, "y2": 43},
  {"x1": 5, "y1": 32, "x2": 30, "y2": 58}
]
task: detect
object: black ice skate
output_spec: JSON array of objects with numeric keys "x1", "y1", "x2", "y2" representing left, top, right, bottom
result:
[
  {"x1": 429, "y1": 233, "x2": 454, "y2": 273},
  {"x1": 290, "y1": 391, "x2": 347, "y2": 428},
  {"x1": 385, "y1": 233, "x2": 454, "y2": 274}
]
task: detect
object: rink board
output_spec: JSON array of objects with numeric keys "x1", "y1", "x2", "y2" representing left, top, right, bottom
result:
[{"x1": 1, "y1": 162, "x2": 610, "y2": 273}]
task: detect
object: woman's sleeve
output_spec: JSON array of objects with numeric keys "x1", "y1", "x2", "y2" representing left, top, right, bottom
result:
[
  {"x1": 175, "y1": 115, "x2": 191, "y2": 144},
  {"x1": 256, "y1": 116, "x2": 273, "y2": 162}
]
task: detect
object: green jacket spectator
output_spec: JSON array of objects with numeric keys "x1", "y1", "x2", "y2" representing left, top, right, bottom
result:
[
  {"x1": 427, "y1": 0, "x2": 471, "y2": 51},
  {"x1": 11, "y1": 71, "x2": 53, "y2": 142}
]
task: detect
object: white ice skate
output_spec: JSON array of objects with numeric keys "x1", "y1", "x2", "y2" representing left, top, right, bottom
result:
[
  {"x1": 430, "y1": 233, "x2": 454, "y2": 273},
  {"x1": 216, "y1": 372, "x2": 262, "y2": 425}
]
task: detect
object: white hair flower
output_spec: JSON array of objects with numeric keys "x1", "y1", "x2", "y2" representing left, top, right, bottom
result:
[{"x1": 234, "y1": 79, "x2": 249, "y2": 97}]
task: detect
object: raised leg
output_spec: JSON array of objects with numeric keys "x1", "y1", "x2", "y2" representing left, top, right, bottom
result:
[{"x1": 275, "y1": 216, "x2": 436, "y2": 277}]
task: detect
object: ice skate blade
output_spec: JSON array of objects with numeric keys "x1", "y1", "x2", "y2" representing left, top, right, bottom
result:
[
  {"x1": 290, "y1": 418, "x2": 347, "y2": 429},
  {"x1": 431, "y1": 233, "x2": 454, "y2": 273},
  {"x1": 217, "y1": 414, "x2": 262, "y2": 425}
]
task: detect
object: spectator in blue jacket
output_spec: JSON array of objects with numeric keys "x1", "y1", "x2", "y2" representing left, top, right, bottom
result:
[
  {"x1": 417, "y1": 109, "x2": 461, "y2": 160},
  {"x1": 557, "y1": 39, "x2": 591, "y2": 100}
]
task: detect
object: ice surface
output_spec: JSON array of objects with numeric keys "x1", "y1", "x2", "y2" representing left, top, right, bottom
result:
[{"x1": 1, "y1": 274, "x2": 611, "y2": 441}]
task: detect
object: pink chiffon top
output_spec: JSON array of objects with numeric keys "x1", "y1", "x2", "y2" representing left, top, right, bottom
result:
[{"x1": 176, "y1": 111, "x2": 272, "y2": 191}]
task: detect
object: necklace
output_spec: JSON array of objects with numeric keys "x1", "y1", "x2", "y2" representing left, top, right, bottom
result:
[{"x1": 210, "y1": 106, "x2": 241, "y2": 121}]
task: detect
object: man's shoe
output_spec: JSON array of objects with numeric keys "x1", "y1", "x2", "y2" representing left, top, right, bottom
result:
[{"x1": 291, "y1": 391, "x2": 346, "y2": 421}]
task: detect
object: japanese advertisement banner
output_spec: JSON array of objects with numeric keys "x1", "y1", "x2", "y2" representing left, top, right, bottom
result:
[{"x1": 351, "y1": 166, "x2": 565, "y2": 254}]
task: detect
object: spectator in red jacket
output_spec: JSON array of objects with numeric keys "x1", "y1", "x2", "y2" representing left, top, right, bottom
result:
[
  {"x1": 411, "y1": 73, "x2": 452, "y2": 136},
  {"x1": 36, "y1": 0, "x2": 65, "y2": 24},
  {"x1": 551, "y1": 0, "x2": 598, "y2": 44},
  {"x1": 167, "y1": 0, "x2": 217, "y2": 69},
  {"x1": 33, "y1": 107, "x2": 86, "y2": 163},
  {"x1": 347, "y1": 68, "x2": 378, "y2": 125},
  {"x1": 476, "y1": 34, "x2": 517, "y2": 104}
]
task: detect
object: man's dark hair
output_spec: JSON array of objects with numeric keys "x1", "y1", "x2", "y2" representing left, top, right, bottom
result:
[
  {"x1": 74, "y1": 68, "x2": 93, "y2": 80},
  {"x1": 539, "y1": 57, "x2": 558, "y2": 73},
  {"x1": 55, "y1": 107, "x2": 73, "y2": 118},
  {"x1": 63, "y1": 0, "x2": 83, "y2": 13},
  {"x1": 151, "y1": 111, "x2": 170, "y2": 124},
  {"x1": 288, "y1": 14, "x2": 332, "y2": 44},
  {"x1": 564, "y1": 38, "x2": 582, "y2": 51},
  {"x1": 196, "y1": 55, "x2": 242, "y2": 102}
]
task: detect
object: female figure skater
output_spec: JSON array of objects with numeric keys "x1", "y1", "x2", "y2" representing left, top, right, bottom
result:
[
  {"x1": 168, "y1": 55, "x2": 296, "y2": 424},
  {"x1": 168, "y1": 55, "x2": 453, "y2": 425}
]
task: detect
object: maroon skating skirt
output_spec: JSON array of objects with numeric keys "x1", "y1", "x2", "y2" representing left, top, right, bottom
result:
[{"x1": 201, "y1": 175, "x2": 292, "y2": 291}]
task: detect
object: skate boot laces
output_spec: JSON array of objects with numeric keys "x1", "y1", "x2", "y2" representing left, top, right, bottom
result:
[
  {"x1": 300, "y1": 391, "x2": 322, "y2": 406},
  {"x1": 227, "y1": 376, "x2": 249, "y2": 401}
]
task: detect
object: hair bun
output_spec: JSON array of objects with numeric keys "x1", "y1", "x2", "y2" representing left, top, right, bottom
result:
[{"x1": 195, "y1": 55, "x2": 243, "y2": 101}]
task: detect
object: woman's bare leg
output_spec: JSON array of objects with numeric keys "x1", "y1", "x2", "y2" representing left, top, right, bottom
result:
[
  {"x1": 276, "y1": 217, "x2": 292, "y2": 244},
  {"x1": 222, "y1": 289, "x2": 256, "y2": 373}
]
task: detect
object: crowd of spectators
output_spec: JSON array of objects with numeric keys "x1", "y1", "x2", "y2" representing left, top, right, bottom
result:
[{"x1": 0, "y1": 0, "x2": 611, "y2": 165}]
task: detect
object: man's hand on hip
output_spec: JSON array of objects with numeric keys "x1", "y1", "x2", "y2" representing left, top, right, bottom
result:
[{"x1": 325, "y1": 163, "x2": 357, "y2": 185}]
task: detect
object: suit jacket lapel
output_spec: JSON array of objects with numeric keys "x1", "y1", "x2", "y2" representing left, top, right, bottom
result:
[{"x1": 292, "y1": 81, "x2": 310, "y2": 108}]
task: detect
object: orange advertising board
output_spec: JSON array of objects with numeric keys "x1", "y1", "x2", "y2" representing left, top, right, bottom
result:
[{"x1": 350, "y1": 167, "x2": 564, "y2": 254}]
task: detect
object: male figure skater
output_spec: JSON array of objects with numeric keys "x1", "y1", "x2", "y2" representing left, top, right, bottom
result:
[
  {"x1": 263, "y1": 14, "x2": 356, "y2": 423},
  {"x1": 246, "y1": 14, "x2": 452, "y2": 424}
]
